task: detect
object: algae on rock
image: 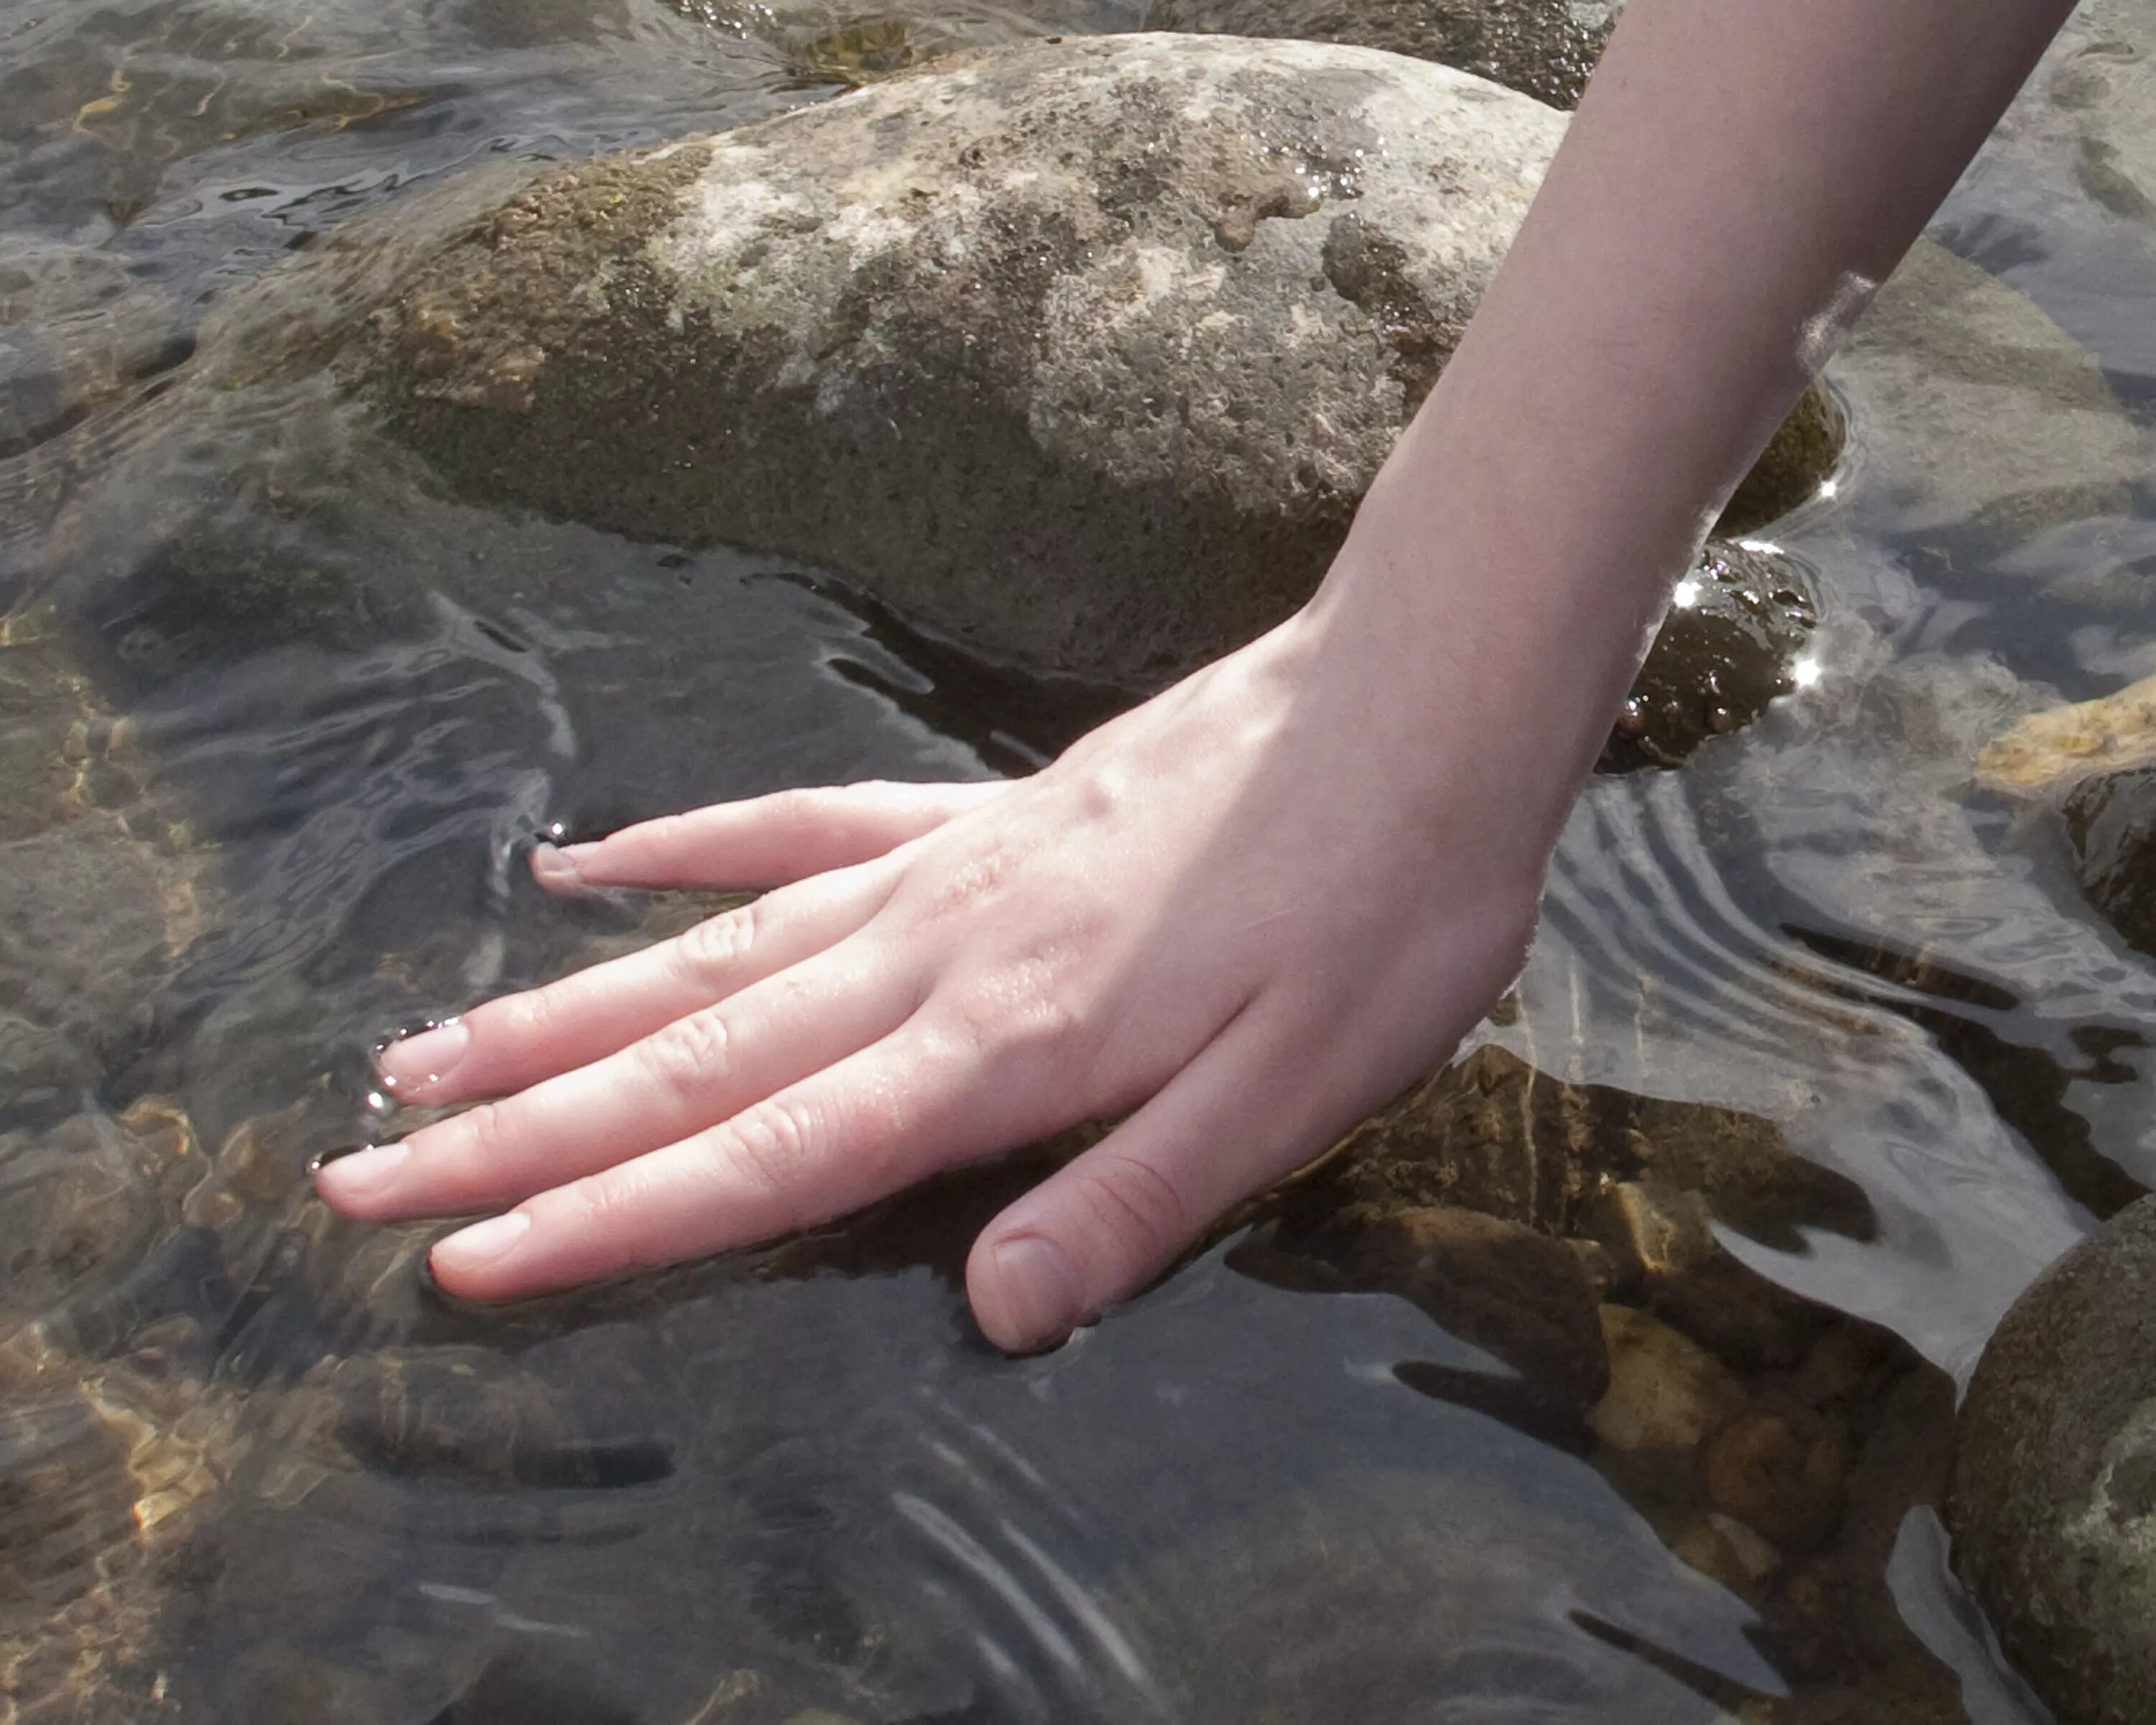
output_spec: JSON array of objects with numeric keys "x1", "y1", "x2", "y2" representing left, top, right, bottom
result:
[{"x1": 1952, "y1": 1195, "x2": 2156, "y2": 1725}]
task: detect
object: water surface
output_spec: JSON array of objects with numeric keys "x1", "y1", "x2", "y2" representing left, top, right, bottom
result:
[{"x1": 4, "y1": 1, "x2": 2155, "y2": 1719}]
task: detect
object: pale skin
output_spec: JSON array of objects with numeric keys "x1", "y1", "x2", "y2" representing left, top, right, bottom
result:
[{"x1": 318, "y1": 0, "x2": 2079, "y2": 1353}]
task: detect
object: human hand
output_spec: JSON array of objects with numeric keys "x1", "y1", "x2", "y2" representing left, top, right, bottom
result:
[{"x1": 312, "y1": 589, "x2": 1582, "y2": 1352}]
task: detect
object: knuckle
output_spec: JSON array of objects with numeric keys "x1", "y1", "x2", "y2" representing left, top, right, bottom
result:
[
  {"x1": 912, "y1": 834, "x2": 1015, "y2": 921},
  {"x1": 504, "y1": 980, "x2": 564, "y2": 1048},
  {"x1": 718, "y1": 1098, "x2": 816, "y2": 1221},
  {"x1": 635, "y1": 1008, "x2": 734, "y2": 1102},
  {"x1": 451, "y1": 1100, "x2": 517, "y2": 1178},
  {"x1": 765, "y1": 786, "x2": 826, "y2": 832},
  {"x1": 936, "y1": 957, "x2": 1091, "y2": 1077},
  {"x1": 1073, "y1": 1152, "x2": 1189, "y2": 1268},
  {"x1": 558, "y1": 1174, "x2": 658, "y2": 1271},
  {"x1": 676, "y1": 901, "x2": 757, "y2": 983}
]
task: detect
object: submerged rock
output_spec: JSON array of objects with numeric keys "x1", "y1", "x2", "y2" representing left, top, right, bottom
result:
[
  {"x1": 1143, "y1": 0, "x2": 1623, "y2": 109},
  {"x1": 1976, "y1": 668, "x2": 2156, "y2": 799},
  {"x1": 0, "y1": 607, "x2": 208, "y2": 1110},
  {"x1": 1829, "y1": 239, "x2": 2142, "y2": 548},
  {"x1": 303, "y1": 33, "x2": 1834, "y2": 696},
  {"x1": 1951, "y1": 1195, "x2": 2156, "y2": 1725},
  {"x1": 2016, "y1": 0, "x2": 2156, "y2": 227},
  {"x1": 1225, "y1": 1038, "x2": 1960, "y2": 1717},
  {"x1": 1975, "y1": 671, "x2": 2156, "y2": 960}
]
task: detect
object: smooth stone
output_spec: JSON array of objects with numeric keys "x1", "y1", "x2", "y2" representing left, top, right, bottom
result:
[
  {"x1": 312, "y1": 33, "x2": 1835, "y2": 694},
  {"x1": 1143, "y1": 0, "x2": 1623, "y2": 109},
  {"x1": 1950, "y1": 1195, "x2": 2156, "y2": 1725},
  {"x1": 1829, "y1": 239, "x2": 2143, "y2": 548}
]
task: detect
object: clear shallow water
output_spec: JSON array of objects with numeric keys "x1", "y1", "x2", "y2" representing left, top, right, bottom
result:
[{"x1": 4, "y1": 0, "x2": 2155, "y2": 1719}]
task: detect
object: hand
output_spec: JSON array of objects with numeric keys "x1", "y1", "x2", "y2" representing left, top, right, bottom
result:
[{"x1": 313, "y1": 597, "x2": 1564, "y2": 1352}]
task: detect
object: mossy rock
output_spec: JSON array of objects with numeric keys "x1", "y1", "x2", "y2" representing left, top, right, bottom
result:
[{"x1": 1952, "y1": 1195, "x2": 2156, "y2": 1725}]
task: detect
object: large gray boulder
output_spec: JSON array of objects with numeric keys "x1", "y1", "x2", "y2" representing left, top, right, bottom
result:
[
  {"x1": 317, "y1": 33, "x2": 1832, "y2": 693},
  {"x1": 1950, "y1": 1196, "x2": 2156, "y2": 1725}
]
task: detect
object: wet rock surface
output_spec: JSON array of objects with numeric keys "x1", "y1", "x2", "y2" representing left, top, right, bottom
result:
[
  {"x1": 299, "y1": 33, "x2": 1838, "y2": 694},
  {"x1": 1601, "y1": 542, "x2": 1818, "y2": 773},
  {"x1": 1951, "y1": 1194, "x2": 2156, "y2": 1725},
  {"x1": 1143, "y1": 0, "x2": 1621, "y2": 109}
]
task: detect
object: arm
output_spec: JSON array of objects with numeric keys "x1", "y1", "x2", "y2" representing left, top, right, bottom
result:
[{"x1": 316, "y1": 0, "x2": 2076, "y2": 1350}]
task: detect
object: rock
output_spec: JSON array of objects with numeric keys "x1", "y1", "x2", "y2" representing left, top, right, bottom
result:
[
  {"x1": 4, "y1": 3, "x2": 426, "y2": 227},
  {"x1": 0, "y1": 238, "x2": 192, "y2": 461},
  {"x1": 1588, "y1": 1303, "x2": 1749, "y2": 1456},
  {"x1": 1720, "y1": 382, "x2": 1843, "y2": 537},
  {"x1": 1830, "y1": 239, "x2": 2143, "y2": 548},
  {"x1": 1950, "y1": 1195, "x2": 2156, "y2": 1725},
  {"x1": 2055, "y1": 762, "x2": 2156, "y2": 961},
  {"x1": 1600, "y1": 541, "x2": 1818, "y2": 772},
  {"x1": 1975, "y1": 673, "x2": 2156, "y2": 961},
  {"x1": 304, "y1": 33, "x2": 1835, "y2": 693},
  {"x1": 275, "y1": 1346, "x2": 677, "y2": 1493},
  {"x1": 1280, "y1": 1044, "x2": 1872, "y2": 1254},
  {"x1": 337, "y1": 35, "x2": 1556, "y2": 686},
  {"x1": 1975, "y1": 667, "x2": 2156, "y2": 798},
  {"x1": 1240, "y1": 1202, "x2": 1611, "y2": 1409},
  {"x1": 1698, "y1": 1404, "x2": 1846, "y2": 1553},
  {"x1": 1143, "y1": 0, "x2": 1623, "y2": 109}
]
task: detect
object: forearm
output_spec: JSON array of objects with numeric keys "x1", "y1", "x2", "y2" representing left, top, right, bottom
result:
[{"x1": 1312, "y1": 0, "x2": 2076, "y2": 807}]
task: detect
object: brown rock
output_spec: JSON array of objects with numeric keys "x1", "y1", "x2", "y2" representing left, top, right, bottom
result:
[{"x1": 1699, "y1": 1405, "x2": 1848, "y2": 1553}]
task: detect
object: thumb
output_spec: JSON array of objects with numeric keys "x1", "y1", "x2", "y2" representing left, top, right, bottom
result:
[{"x1": 964, "y1": 998, "x2": 1333, "y2": 1353}]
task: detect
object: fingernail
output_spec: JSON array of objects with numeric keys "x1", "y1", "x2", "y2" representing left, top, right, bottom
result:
[
  {"x1": 313, "y1": 1141, "x2": 407, "y2": 1199},
  {"x1": 989, "y1": 1235, "x2": 1086, "y2": 1352},
  {"x1": 530, "y1": 842, "x2": 600, "y2": 895},
  {"x1": 377, "y1": 1018, "x2": 468, "y2": 1092},
  {"x1": 432, "y1": 1211, "x2": 530, "y2": 1274}
]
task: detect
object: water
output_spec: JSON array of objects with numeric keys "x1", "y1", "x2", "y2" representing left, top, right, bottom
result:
[{"x1": 4, "y1": 0, "x2": 2154, "y2": 1719}]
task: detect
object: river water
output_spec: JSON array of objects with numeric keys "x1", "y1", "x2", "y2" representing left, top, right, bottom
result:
[{"x1": 3, "y1": 0, "x2": 2153, "y2": 1719}]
